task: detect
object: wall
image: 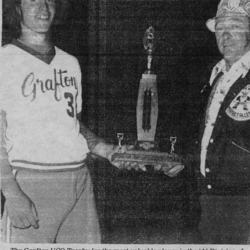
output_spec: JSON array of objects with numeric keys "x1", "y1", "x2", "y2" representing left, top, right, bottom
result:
[
  {"x1": 82, "y1": 0, "x2": 222, "y2": 236},
  {"x1": 86, "y1": 0, "x2": 220, "y2": 151}
]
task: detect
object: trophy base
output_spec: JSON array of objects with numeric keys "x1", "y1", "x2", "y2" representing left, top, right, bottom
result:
[
  {"x1": 112, "y1": 140, "x2": 182, "y2": 171},
  {"x1": 111, "y1": 150, "x2": 181, "y2": 168}
]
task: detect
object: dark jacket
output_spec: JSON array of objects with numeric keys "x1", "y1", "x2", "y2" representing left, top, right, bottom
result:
[{"x1": 197, "y1": 71, "x2": 250, "y2": 196}]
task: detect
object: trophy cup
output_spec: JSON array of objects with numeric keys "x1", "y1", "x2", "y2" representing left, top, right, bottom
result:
[{"x1": 111, "y1": 27, "x2": 181, "y2": 170}]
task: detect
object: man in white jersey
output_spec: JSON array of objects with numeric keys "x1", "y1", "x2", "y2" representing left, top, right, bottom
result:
[
  {"x1": 0, "y1": 0, "x2": 138, "y2": 243},
  {"x1": 189, "y1": 0, "x2": 250, "y2": 244}
]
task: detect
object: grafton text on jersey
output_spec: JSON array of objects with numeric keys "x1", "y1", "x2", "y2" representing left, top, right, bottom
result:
[{"x1": 21, "y1": 69, "x2": 78, "y2": 101}]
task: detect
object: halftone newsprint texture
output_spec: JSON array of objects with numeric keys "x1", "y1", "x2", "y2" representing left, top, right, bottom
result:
[{"x1": 0, "y1": 0, "x2": 250, "y2": 249}]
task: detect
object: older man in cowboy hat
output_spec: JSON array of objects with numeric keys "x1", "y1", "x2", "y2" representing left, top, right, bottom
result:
[{"x1": 194, "y1": 0, "x2": 250, "y2": 244}]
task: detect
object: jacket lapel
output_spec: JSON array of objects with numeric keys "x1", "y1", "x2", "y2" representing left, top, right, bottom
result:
[{"x1": 199, "y1": 72, "x2": 224, "y2": 140}]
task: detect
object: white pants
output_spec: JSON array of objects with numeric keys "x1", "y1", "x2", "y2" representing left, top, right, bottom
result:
[{"x1": 1, "y1": 166, "x2": 101, "y2": 243}]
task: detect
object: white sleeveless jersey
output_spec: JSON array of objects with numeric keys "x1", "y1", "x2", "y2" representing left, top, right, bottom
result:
[{"x1": 0, "y1": 44, "x2": 89, "y2": 171}]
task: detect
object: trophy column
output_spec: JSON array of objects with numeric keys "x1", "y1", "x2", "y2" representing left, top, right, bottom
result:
[
  {"x1": 136, "y1": 27, "x2": 158, "y2": 150},
  {"x1": 137, "y1": 74, "x2": 158, "y2": 144}
]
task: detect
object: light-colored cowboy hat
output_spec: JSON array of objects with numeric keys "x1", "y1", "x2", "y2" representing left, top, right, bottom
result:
[{"x1": 206, "y1": 0, "x2": 250, "y2": 32}]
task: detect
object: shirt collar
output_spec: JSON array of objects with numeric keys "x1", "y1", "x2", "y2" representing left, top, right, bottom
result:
[
  {"x1": 11, "y1": 39, "x2": 56, "y2": 65},
  {"x1": 210, "y1": 50, "x2": 250, "y2": 85}
]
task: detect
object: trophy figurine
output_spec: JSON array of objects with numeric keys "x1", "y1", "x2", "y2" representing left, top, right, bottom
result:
[
  {"x1": 112, "y1": 27, "x2": 181, "y2": 170},
  {"x1": 143, "y1": 26, "x2": 155, "y2": 74}
]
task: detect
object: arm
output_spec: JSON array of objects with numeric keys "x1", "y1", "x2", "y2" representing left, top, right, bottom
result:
[
  {"x1": 79, "y1": 123, "x2": 117, "y2": 159},
  {"x1": 77, "y1": 114, "x2": 125, "y2": 167},
  {"x1": 0, "y1": 110, "x2": 19, "y2": 197},
  {"x1": 0, "y1": 110, "x2": 38, "y2": 229},
  {"x1": 78, "y1": 118, "x2": 104, "y2": 153},
  {"x1": 77, "y1": 116, "x2": 184, "y2": 174}
]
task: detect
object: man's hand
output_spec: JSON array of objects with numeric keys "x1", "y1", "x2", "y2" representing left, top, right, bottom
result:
[
  {"x1": 159, "y1": 163, "x2": 185, "y2": 177},
  {"x1": 91, "y1": 142, "x2": 146, "y2": 171},
  {"x1": 108, "y1": 145, "x2": 147, "y2": 171},
  {"x1": 1, "y1": 110, "x2": 39, "y2": 229},
  {"x1": 5, "y1": 189, "x2": 39, "y2": 229}
]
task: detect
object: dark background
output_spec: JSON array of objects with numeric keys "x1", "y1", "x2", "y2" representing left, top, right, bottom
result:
[{"x1": 2, "y1": 0, "x2": 221, "y2": 244}]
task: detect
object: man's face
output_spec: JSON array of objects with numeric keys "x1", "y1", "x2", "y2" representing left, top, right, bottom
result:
[
  {"x1": 215, "y1": 16, "x2": 250, "y2": 64},
  {"x1": 20, "y1": 0, "x2": 56, "y2": 34}
]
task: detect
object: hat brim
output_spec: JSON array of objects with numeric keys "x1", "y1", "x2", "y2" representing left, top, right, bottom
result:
[{"x1": 206, "y1": 18, "x2": 216, "y2": 32}]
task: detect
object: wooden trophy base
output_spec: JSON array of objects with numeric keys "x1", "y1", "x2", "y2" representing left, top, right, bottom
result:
[
  {"x1": 112, "y1": 149, "x2": 181, "y2": 170},
  {"x1": 112, "y1": 140, "x2": 182, "y2": 171}
]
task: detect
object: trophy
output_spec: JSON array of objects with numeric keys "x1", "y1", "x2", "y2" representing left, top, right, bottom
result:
[
  {"x1": 136, "y1": 26, "x2": 158, "y2": 150},
  {"x1": 111, "y1": 27, "x2": 181, "y2": 169}
]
